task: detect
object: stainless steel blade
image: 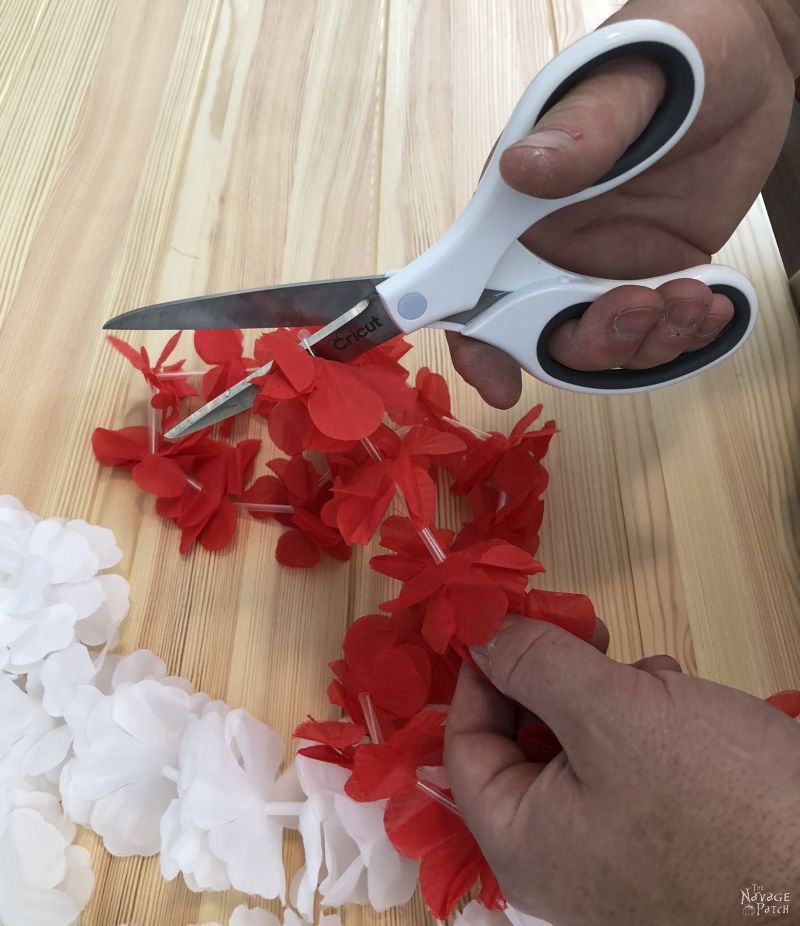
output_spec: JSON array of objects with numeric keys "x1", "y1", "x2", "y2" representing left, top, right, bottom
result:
[
  {"x1": 165, "y1": 294, "x2": 400, "y2": 438},
  {"x1": 104, "y1": 275, "x2": 387, "y2": 330},
  {"x1": 162, "y1": 286, "x2": 510, "y2": 439}
]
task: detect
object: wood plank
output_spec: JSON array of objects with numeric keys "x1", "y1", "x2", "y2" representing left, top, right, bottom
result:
[
  {"x1": 0, "y1": 0, "x2": 117, "y2": 326},
  {"x1": 0, "y1": 0, "x2": 49, "y2": 96},
  {"x1": 0, "y1": 0, "x2": 387, "y2": 923},
  {"x1": 0, "y1": 0, "x2": 797, "y2": 923},
  {"x1": 549, "y1": 5, "x2": 800, "y2": 692},
  {"x1": 646, "y1": 203, "x2": 800, "y2": 694},
  {"x1": 376, "y1": 0, "x2": 644, "y2": 665},
  {"x1": 550, "y1": 0, "x2": 619, "y2": 43}
]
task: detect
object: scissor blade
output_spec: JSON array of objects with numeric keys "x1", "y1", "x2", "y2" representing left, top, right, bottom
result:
[
  {"x1": 162, "y1": 285, "x2": 510, "y2": 439},
  {"x1": 165, "y1": 294, "x2": 400, "y2": 438},
  {"x1": 104, "y1": 275, "x2": 387, "y2": 330}
]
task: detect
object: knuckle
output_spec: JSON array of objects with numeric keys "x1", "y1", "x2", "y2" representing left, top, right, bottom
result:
[
  {"x1": 554, "y1": 329, "x2": 633, "y2": 371},
  {"x1": 625, "y1": 325, "x2": 687, "y2": 369}
]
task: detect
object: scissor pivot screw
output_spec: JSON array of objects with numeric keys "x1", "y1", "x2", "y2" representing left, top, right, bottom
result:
[{"x1": 398, "y1": 292, "x2": 427, "y2": 320}]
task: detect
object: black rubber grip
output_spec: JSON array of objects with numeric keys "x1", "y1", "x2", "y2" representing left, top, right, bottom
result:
[
  {"x1": 536, "y1": 285, "x2": 752, "y2": 390},
  {"x1": 539, "y1": 40, "x2": 696, "y2": 185}
]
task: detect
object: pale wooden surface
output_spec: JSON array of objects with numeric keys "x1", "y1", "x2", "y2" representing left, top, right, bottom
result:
[{"x1": 0, "y1": 1, "x2": 798, "y2": 924}]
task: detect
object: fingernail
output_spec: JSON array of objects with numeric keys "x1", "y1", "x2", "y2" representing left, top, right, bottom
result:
[
  {"x1": 665, "y1": 299, "x2": 706, "y2": 334},
  {"x1": 470, "y1": 638, "x2": 496, "y2": 661},
  {"x1": 696, "y1": 315, "x2": 728, "y2": 338},
  {"x1": 469, "y1": 614, "x2": 521, "y2": 661},
  {"x1": 613, "y1": 307, "x2": 661, "y2": 340},
  {"x1": 516, "y1": 128, "x2": 576, "y2": 151}
]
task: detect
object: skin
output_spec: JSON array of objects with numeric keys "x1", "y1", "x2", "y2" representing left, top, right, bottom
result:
[
  {"x1": 445, "y1": 617, "x2": 800, "y2": 925},
  {"x1": 443, "y1": 3, "x2": 800, "y2": 921},
  {"x1": 447, "y1": 0, "x2": 800, "y2": 408}
]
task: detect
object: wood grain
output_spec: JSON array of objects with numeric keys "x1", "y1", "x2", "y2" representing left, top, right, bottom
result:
[{"x1": 0, "y1": 1, "x2": 797, "y2": 924}]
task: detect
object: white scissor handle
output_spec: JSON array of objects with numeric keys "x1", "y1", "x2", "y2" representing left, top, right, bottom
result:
[
  {"x1": 459, "y1": 262, "x2": 757, "y2": 394},
  {"x1": 376, "y1": 19, "x2": 705, "y2": 330}
]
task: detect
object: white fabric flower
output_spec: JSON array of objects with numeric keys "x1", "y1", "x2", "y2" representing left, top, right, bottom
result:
[
  {"x1": 454, "y1": 901, "x2": 510, "y2": 926},
  {"x1": 0, "y1": 496, "x2": 37, "y2": 530},
  {"x1": 291, "y1": 751, "x2": 418, "y2": 921},
  {"x1": 27, "y1": 642, "x2": 97, "y2": 717},
  {"x1": 1, "y1": 497, "x2": 451, "y2": 924},
  {"x1": 0, "y1": 500, "x2": 129, "y2": 674},
  {"x1": 0, "y1": 677, "x2": 67, "y2": 793},
  {"x1": 503, "y1": 907, "x2": 554, "y2": 926},
  {"x1": 160, "y1": 796, "x2": 231, "y2": 893},
  {"x1": 187, "y1": 906, "x2": 341, "y2": 926},
  {"x1": 73, "y1": 573, "x2": 128, "y2": 649},
  {"x1": 91, "y1": 646, "x2": 199, "y2": 699},
  {"x1": 229, "y1": 907, "x2": 279, "y2": 926},
  {"x1": 452, "y1": 900, "x2": 554, "y2": 926},
  {"x1": 160, "y1": 709, "x2": 302, "y2": 900},
  {"x1": 60, "y1": 678, "x2": 195, "y2": 855},
  {"x1": 0, "y1": 788, "x2": 94, "y2": 926}
]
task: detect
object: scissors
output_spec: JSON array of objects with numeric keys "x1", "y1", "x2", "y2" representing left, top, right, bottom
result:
[{"x1": 106, "y1": 19, "x2": 758, "y2": 440}]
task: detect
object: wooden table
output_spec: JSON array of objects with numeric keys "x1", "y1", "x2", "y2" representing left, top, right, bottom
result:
[{"x1": 1, "y1": 1, "x2": 798, "y2": 924}]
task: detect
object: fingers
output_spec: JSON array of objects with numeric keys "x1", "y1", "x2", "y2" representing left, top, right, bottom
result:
[
  {"x1": 513, "y1": 616, "x2": 610, "y2": 738},
  {"x1": 624, "y1": 282, "x2": 734, "y2": 369},
  {"x1": 447, "y1": 280, "x2": 732, "y2": 402},
  {"x1": 547, "y1": 279, "x2": 734, "y2": 371},
  {"x1": 499, "y1": 56, "x2": 665, "y2": 199},
  {"x1": 547, "y1": 284, "x2": 665, "y2": 371},
  {"x1": 445, "y1": 618, "x2": 682, "y2": 850},
  {"x1": 445, "y1": 665, "x2": 540, "y2": 837},
  {"x1": 445, "y1": 330, "x2": 522, "y2": 409},
  {"x1": 469, "y1": 617, "x2": 635, "y2": 770}
]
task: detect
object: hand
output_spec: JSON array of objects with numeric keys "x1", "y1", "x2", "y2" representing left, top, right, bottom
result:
[
  {"x1": 444, "y1": 617, "x2": 800, "y2": 926},
  {"x1": 448, "y1": 0, "x2": 800, "y2": 408}
]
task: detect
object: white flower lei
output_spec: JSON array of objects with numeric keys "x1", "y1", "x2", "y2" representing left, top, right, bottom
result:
[{"x1": 0, "y1": 496, "x2": 546, "y2": 926}]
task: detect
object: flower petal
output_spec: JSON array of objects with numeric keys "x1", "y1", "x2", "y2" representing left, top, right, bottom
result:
[{"x1": 307, "y1": 361, "x2": 384, "y2": 441}]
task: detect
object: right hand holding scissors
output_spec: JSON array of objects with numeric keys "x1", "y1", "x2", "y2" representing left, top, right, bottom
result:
[{"x1": 449, "y1": 0, "x2": 799, "y2": 408}]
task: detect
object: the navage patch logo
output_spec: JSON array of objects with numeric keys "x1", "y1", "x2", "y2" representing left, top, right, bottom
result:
[{"x1": 741, "y1": 884, "x2": 791, "y2": 917}]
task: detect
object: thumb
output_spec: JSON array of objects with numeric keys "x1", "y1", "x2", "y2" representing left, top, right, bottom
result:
[
  {"x1": 500, "y1": 54, "x2": 666, "y2": 199},
  {"x1": 444, "y1": 618, "x2": 634, "y2": 847},
  {"x1": 469, "y1": 616, "x2": 637, "y2": 765}
]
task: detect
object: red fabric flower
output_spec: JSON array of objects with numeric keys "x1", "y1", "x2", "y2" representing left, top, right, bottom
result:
[
  {"x1": 194, "y1": 330, "x2": 254, "y2": 436},
  {"x1": 390, "y1": 367, "x2": 455, "y2": 427},
  {"x1": 252, "y1": 329, "x2": 386, "y2": 449},
  {"x1": 339, "y1": 708, "x2": 502, "y2": 917},
  {"x1": 93, "y1": 425, "x2": 259, "y2": 553},
  {"x1": 523, "y1": 588, "x2": 597, "y2": 642},
  {"x1": 448, "y1": 405, "x2": 556, "y2": 495},
  {"x1": 296, "y1": 705, "x2": 494, "y2": 926},
  {"x1": 384, "y1": 786, "x2": 504, "y2": 919},
  {"x1": 346, "y1": 338, "x2": 419, "y2": 422},
  {"x1": 294, "y1": 718, "x2": 367, "y2": 768},
  {"x1": 454, "y1": 480, "x2": 546, "y2": 556},
  {"x1": 321, "y1": 425, "x2": 466, "y2": 545},
  {"x1": 107, "y1": 333, "x2": 197, "y2": 429},
  {"x1": 345, "y1": 710, "x2": 445, "y2": 802},
  {"x1": 154, "y1": 438, "x2": 260, "y2": 553},
  {"x1": 766, "y1": 690, "x2": 800, "y2": 718},
  {"x1": 369, "y1": 516, "x2": 455, "y2": 580},
  {"x1": 92, "y1": 426, "x2": 217, "y2": 474},
  {"x1": 326, "y1": 611, "x2": 459, "y2": 734},
  {"x1": 240, "y1": 454, "x2": 350, "y2": 567},
  {"x1": 412, "y1": 368, "x2": 454, "y2": 422},
  {"x1": 373, "y1": 519, "x2": 543, "y2": 654}
]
